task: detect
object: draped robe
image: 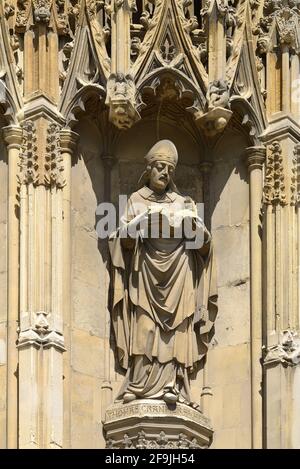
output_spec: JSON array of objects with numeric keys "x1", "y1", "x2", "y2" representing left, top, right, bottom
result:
[{"x1": 109, "y1": 186, "x2": 218, "y2": 404}]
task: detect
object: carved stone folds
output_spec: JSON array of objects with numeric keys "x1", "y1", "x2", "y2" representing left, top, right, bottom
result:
[{"x1": 103, "y1": 400, "x2": 213, "y2": 449}]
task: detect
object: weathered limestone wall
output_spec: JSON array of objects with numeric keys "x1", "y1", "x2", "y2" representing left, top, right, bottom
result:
[
  {"x1": 0, "y1": 136, "x2": 8, "y2": 449},
  {"x1": 209, "y1": 131, "x2": 251, "y2": 449},
  {"x1": 69, "y1": 119, "x2": 108, "y2": 448}
]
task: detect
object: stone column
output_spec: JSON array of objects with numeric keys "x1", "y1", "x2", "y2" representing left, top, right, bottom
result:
[
  {"x1": 245, "y1": 146, "x2": 266, "y2": 449},
  {"x1": 2, "y1": 125, "x2": 23, "y2": 449},
  {"x1": 17, "y1": 119, "x2": 67, "y2": 448},
  {"x1": 60, "y1": 129, "x2": 79, "y2": 448},
  {"x1": 261, "y1": 135, "x2": 300, "y2": 448}
]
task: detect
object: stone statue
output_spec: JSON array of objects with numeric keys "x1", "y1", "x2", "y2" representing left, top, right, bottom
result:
[{"x1": 109, "y1": 140, "x2": 217, "y2": 409}]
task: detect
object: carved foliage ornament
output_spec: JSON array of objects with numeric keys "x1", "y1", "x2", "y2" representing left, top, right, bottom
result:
[
  {"x1": 254, "y1": 0, "x2": 300, "y2": 52},
  {"x1": 107, "y1": 431, "x2": 204, "y2": 449},
  {"x1": 16, "y1": 0, "x2": 31, "y2": 30},
  {"x1": 14, "y1": 0, "x2": 54, "y2": 29},
  {"x1": 291, "y1": 143, "x2": 300, "y2": 206},
  {"x1": 207, "y1": 79, "x2": 230, "y2": 111},
  {"x1": 45, "y1": 122, "x2": 65, "y2": 188},
  {"x1": 15, "y1": 0, "x2": 81, "y2": 33},
  {"x1": 263, "y1": 140, "x2": 287, "y2": 206},
  {"x1": 18, "y1": 120, "x2": 39, "y2": 186},
  {"x1": 18, "y1": 121, "x2": 65, "y2": 187}
]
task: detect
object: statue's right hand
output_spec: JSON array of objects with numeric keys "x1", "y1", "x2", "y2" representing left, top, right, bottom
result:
[{"x1": 126, "y1": 211, "x2": 149, "y2": 238}]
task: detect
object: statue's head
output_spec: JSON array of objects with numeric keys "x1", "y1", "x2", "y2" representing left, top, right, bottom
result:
[{"x1": 140, "y1": 140, "x2": 178, "y2": 193}]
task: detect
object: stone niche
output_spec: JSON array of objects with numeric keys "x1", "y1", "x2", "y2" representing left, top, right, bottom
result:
[{"x1": 70, "y1": 113, "x2": 251, "y2": 448}]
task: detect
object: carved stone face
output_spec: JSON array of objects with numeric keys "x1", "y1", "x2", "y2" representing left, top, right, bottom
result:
[{"x1": 149, "y1": 161, "x2": 175, "y2": 193}]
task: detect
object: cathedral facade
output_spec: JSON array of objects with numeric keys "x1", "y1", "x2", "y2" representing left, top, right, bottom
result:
[{"x1": 0, "y1": 0, "x2": 300, "y2": 449}]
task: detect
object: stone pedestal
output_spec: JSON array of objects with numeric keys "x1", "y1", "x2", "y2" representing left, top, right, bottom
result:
[{"x1": 103, "y1": 400, "x2": 213, "y2": 449}]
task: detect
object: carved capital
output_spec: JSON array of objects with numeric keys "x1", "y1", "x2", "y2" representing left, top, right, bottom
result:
[
  {"x1": 2, "y1": 125, "x2": 23, "y2": 149},
  {"x1": 18, "y1": 311, "x2": 66, "y2": 352},
  {"x1": 199, "y1": 161, "x2": 213, "y2": 174},
  {"x1": 18, "y1": 328, "x2": 66, "y2": 352},
  {"x1": 101, "y1": 154, "x2": 116, "y2": 170},
  {"x1": 60, "y1": 129, "x2": 79, "y2": 154},
  {"x1": 245, "y1": 146, "x2": 266, "y2": 171},
  {"x1": 263, "y1": 330, "x2": 300, "y2": 367}
]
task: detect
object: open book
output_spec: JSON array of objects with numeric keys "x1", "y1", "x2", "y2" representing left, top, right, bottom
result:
[{"x1": 147, "y1": 205, "x2": 200, "y2": 237}]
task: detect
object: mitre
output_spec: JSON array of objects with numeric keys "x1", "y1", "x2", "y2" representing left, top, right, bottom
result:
[{"x1": 145, "y1": 140, "x2": 178, "y2": 167}]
